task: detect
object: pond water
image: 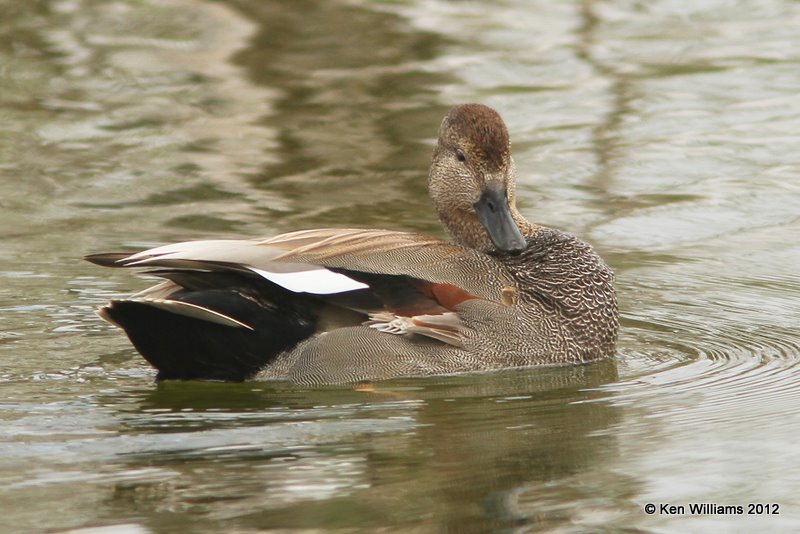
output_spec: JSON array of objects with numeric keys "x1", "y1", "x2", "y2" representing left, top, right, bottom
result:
[{"x1": 1, "y1": 0, "x2": 799, "y2": 532}]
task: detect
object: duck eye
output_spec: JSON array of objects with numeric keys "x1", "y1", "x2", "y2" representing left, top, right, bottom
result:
[{"x1": 455, "y1": 149, "x2": 466, "y2": 162}]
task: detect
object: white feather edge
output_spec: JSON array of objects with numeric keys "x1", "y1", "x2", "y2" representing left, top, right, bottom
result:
[
  {"x1": 367, "y1": 311, "x2": 465, "y2": 347},
  {"x1": 102, "y1": 298, "x2": 254, "y2": 330},
  {"x1": 118, "y1": 240, "x2": 370, "y2": 295}
]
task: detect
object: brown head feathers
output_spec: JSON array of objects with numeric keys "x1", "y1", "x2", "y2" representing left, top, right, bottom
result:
[{"x1": 442, "y1": 104, "x2": 511, "y2": 171}]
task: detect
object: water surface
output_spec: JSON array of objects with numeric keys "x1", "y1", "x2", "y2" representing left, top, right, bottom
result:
[{"x1": 1, "y1": 0, "x2": 799, "y2": 532}]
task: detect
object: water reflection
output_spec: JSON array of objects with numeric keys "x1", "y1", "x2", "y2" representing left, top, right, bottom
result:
[
  {"x1": 93, "y1": 363, "x2": 621, "y2": 532},
  {"x1": 228, "y1": 0, "x2": 453, "y2": 233}
]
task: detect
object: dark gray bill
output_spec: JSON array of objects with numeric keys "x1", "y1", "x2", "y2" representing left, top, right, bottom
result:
[{"x1": 474, "y1": 185, "x2": 527, "y2": 254}]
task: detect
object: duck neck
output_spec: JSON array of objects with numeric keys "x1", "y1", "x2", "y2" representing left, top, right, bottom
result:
[{"x1": 438, "y1": 206, "x2": 535, "y2": 254}]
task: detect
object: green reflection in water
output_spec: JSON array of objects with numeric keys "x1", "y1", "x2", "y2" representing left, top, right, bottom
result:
[{"x1": 228, "y1": 0, "x2": 454, "y2": 234}]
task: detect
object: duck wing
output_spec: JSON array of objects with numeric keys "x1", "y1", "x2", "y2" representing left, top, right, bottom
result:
[
  {"x1": 87, "y1": 229, "x2": 513, "y2": 305},
  {"x1": 260, "y1": 228, "x2": 513, "y2": 300},
  {"x1": 86, "y1": 229, "x2": 512, "y2": 359}
]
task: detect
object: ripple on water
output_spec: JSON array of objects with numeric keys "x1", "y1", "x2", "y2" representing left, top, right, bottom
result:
[{"x1": 611, "y1": 266, "x2": 800, "y2": 430}]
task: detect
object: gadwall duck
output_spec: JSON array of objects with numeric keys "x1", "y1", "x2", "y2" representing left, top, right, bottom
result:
[{"x1": 86, "y1": 104, "x2": 619, "y2": 384}]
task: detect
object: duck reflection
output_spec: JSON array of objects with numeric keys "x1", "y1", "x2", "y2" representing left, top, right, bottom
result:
[{"x1": 107, "y1": 360, "x2": 622, "y2": 532}]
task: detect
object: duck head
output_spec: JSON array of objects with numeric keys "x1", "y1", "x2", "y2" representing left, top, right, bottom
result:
[{"x1": 429, "y1": 104, "x2": 528, "y2": 255}]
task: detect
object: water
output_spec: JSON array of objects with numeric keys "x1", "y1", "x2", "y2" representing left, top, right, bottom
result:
[{"x1": 1, "y1": 0, "x2": 799, "y2": 531}]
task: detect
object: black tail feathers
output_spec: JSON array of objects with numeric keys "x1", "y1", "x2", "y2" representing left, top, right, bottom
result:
[{"x1": 101, "y1": 289, "x2": 316, "y2": 381}]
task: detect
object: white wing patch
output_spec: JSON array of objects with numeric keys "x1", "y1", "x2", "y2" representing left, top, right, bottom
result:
[{"x1": 250, "y1": 267, "x2": 368, "y2": 295}]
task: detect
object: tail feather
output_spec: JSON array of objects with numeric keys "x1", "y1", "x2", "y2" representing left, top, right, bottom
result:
[
  {"x1": 84, "y1": 252, "x2": 132, "y2": 267},
  {"x1": 101, "y1": 289, "x2": 317, "y2": 381}
]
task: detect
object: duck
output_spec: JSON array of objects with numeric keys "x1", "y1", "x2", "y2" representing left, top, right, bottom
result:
[{"x1": 86, "y1": 104, "x2": 619, "y2": 385}]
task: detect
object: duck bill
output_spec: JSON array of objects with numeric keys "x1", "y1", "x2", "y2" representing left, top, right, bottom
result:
[{"x1": 474, "y1": 185, "x2": 527, "y2": 254}]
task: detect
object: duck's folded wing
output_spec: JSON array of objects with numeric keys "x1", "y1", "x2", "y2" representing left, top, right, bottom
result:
[
  {"x1": 87, "y1": 229, "x2": 513, "y2": 300},
  {"x1": 85, "y1": 229, "x2": 512, "y2": 348},
  {"x1": 85, "y1": 239, "x2": 370, "y2": 295},
  {"x1": 260, "y1": 228, "x2": 513, "y2": 300}
]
